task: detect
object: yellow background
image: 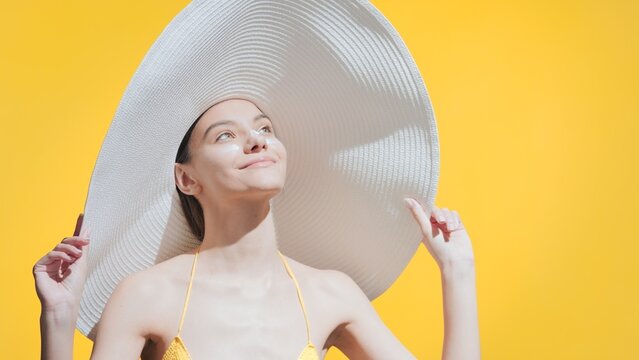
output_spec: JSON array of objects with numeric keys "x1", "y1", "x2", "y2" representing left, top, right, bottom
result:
[{"x1": 1, "y1": 0, "x2": 637, "y2": 358}]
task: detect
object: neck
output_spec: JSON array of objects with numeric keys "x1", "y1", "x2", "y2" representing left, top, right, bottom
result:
[{"x1": 196, "y1": 195, "x2": 284, "y2": 281}]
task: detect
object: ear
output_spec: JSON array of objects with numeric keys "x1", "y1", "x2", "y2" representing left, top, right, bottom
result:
[{"x1": 174, "y1": 163, "x2": 200, "y2": 195}]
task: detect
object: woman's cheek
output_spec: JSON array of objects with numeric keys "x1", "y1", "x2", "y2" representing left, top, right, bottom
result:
[
  {"x1": 218, "y1": 142, "x2": 242, "y2": 155},
  {"x1": 265, "y1": 138, "x2": 285, "y2": 157}
]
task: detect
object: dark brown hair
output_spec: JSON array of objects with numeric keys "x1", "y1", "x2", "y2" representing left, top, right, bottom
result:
[{"x1": 174, "y1": 112, "x2": 206, "y2": 242}]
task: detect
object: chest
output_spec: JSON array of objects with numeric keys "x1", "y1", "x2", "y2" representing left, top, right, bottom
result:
[{"x1": 143, "y1": 277, "x2": 340, "y2": 359}]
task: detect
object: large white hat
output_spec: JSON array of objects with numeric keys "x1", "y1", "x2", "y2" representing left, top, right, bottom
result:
[{"x1": 77, "y1": 0, "x2": 439, "y2": 339}]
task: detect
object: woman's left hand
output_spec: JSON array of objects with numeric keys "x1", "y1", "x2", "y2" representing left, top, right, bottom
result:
[{"x1": 404, "y1": 198, "x2": 475, "y2": 270}]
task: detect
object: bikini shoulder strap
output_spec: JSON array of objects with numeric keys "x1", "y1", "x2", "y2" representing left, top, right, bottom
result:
[
  {"x1": 177, "y1": 246, "x2": 200, "y2": 336},
  {"x1": 277, "y1": 250, "x2": 312, "y2": 343}
]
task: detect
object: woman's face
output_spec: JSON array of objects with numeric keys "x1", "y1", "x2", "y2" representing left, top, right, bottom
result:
[{"x1": 175, "y1": 98, "x2": 287, "y2": 203}]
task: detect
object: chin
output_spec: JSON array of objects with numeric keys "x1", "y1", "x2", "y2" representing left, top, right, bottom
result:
[
  {"x1": 246, "y1": 187, "x2": 282, "y2": 203},
  {"x1": 245, "y1": 180, "x2": 284, "y2": 193},
  {"x1": 257, "y1": 184, "x2": 284, "y2": 194}
]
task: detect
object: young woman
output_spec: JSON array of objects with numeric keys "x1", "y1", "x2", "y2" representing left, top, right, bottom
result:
[{"x1": 34, "y1": 98, "x2": 479, "y2": 360}]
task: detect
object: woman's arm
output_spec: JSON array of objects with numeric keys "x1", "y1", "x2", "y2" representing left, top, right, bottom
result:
[
  {"x1": 327, "y1": 201, "x2": 480, "y2": 359},
  {"x1": 404, "y1": 199, "x2": 481, "y2": 360},
  {"x1": 440, "y1": 261, "x2": 480, "y2": 360},
  {"x1": 88, "y1": 272, "x2": 154, "y2": 360},
  {"x1": 326, "y1": 270, "x2": 417, "y2": 359},
  {"x1": 39, "y1": 305, "x2": 77, "y2": 360},
  {"x1": 33, "y1": 214, "x2": 90, "y2": 360},
  {"x1": 33, "y1": 214, "x2": 147, "y2": 360},
  {"x1": 36, "y1": 257, "x2": 149, "y2": 360}
]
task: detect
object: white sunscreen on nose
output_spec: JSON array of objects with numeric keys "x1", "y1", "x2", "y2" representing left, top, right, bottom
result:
[{"x1": 219, "y1": 131, "x2": 277, "y2": 154}]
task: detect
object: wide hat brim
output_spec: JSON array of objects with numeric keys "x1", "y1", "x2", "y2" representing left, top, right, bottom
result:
[{"x1": 77, "y1": 0, "x2": 439, "y2": 340}]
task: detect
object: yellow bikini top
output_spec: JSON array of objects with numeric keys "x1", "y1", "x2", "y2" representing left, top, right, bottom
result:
[{"x1": 161, "y1": 246, "x2": 321, "y2": 360}]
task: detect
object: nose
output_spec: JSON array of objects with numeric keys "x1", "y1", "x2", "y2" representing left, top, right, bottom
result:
[{"x1": 244, "y1": 128, "x2": 268, "y2": 153}]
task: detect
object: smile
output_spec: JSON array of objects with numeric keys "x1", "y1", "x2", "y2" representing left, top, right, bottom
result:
[{"x1": 243, "y1": 160, "x2": 276, "y2": 169}]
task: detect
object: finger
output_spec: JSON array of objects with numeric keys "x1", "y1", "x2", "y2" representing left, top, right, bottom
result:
[
  {"x1": 405, "y1": 197, "x2": 434, "y2": 240},
  {"x1": 61, "y1": 237, "x2": 90, "y2": 248},
  {"x1": 53, "y1": 243, "x2": 83, "y2": 258},
  {"x1": 60, "y1": 266, "x2": 72, "y2": 278},
  {"x1": 451, "y1": 210, "x2": 461, "y2": 229},
  {"x1": 429, "y1": 207, "x2": 438, "y2": 221},
  {"x1": 50, "y1": 250, "x2": 76, "y2": 262},
  {"x1": 428, "y1": 206, "x2": 456, "y2": 237},
  {"x1": 73, "y1": 213, "x2": 83, "y2": 237},
  {"x1": 37, "y1": 251, "x2": 75, "y2": 266},
  {"x1": 441, "y1": 208, "x2": 456, "y2": 232},
  {"x1": 431, "y1": 207, "x2": 446, "y2": 224}
]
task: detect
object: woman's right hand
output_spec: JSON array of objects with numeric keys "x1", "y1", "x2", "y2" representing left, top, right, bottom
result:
[{"x1": 33, "y1": 213, "x2": 91, "y2": 312}]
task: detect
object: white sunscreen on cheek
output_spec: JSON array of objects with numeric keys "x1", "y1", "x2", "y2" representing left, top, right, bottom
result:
[
  {"x1": 265, "y1": 138, "x2": 277, "y2": 145},
  {"x1": 219, "y1": 143, "x2": 242, "y2": 154}
]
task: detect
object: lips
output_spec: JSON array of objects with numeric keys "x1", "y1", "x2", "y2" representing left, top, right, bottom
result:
[{"x1": 240, "y1": 156, "x2": 276, "y2": 169}]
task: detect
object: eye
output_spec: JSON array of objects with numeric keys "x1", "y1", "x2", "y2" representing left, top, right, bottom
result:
[
  {"x1": 215, "y1": 126, "x2": 273, "y2": 142},
  {"x1": 215, "y1": 131, "x2": 233, "y2": 142},
  {"x1": 260, "y1": 125, "x2": 273, "y2": 134}
]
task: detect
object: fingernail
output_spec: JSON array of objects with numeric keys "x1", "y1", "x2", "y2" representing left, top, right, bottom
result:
[{"x1": 403, "y1": 198, "x2": 413, "y2": 209}]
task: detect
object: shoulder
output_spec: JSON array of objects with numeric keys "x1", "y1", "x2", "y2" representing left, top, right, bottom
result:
[
  {"x1": 111, "y1": 254, "x2": 188, "y2": 304},
  {"x1": 99, "y1": 253, "x2": 192, "y2": 336},
  {"x1": 315, "y1": 268, "x2": 368, "y2": 307},
  {"x1": 286, "y1": 260, "x2": 413, "y2": 357},
  {"x1": 281, "y1": 258, "x2": 370, "y2": 337},
  {"x1": 281, "y1": 256, "x2": 365, "y2": 304},
  {"x1": 110, "y1": 263, "x2": 172, "y2": 307},
  {"x1": 90, "y1": 255, "x2": 194, "y2": 358}
]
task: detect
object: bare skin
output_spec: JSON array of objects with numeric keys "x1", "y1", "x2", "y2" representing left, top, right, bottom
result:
[{"x1": 33, "y1": 98, "x2": 479, "y2": 359}]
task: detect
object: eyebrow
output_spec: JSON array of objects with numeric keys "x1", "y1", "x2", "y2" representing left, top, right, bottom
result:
[{"x1": 202, "y1": 113, "x2": 270, "y2": 141}]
